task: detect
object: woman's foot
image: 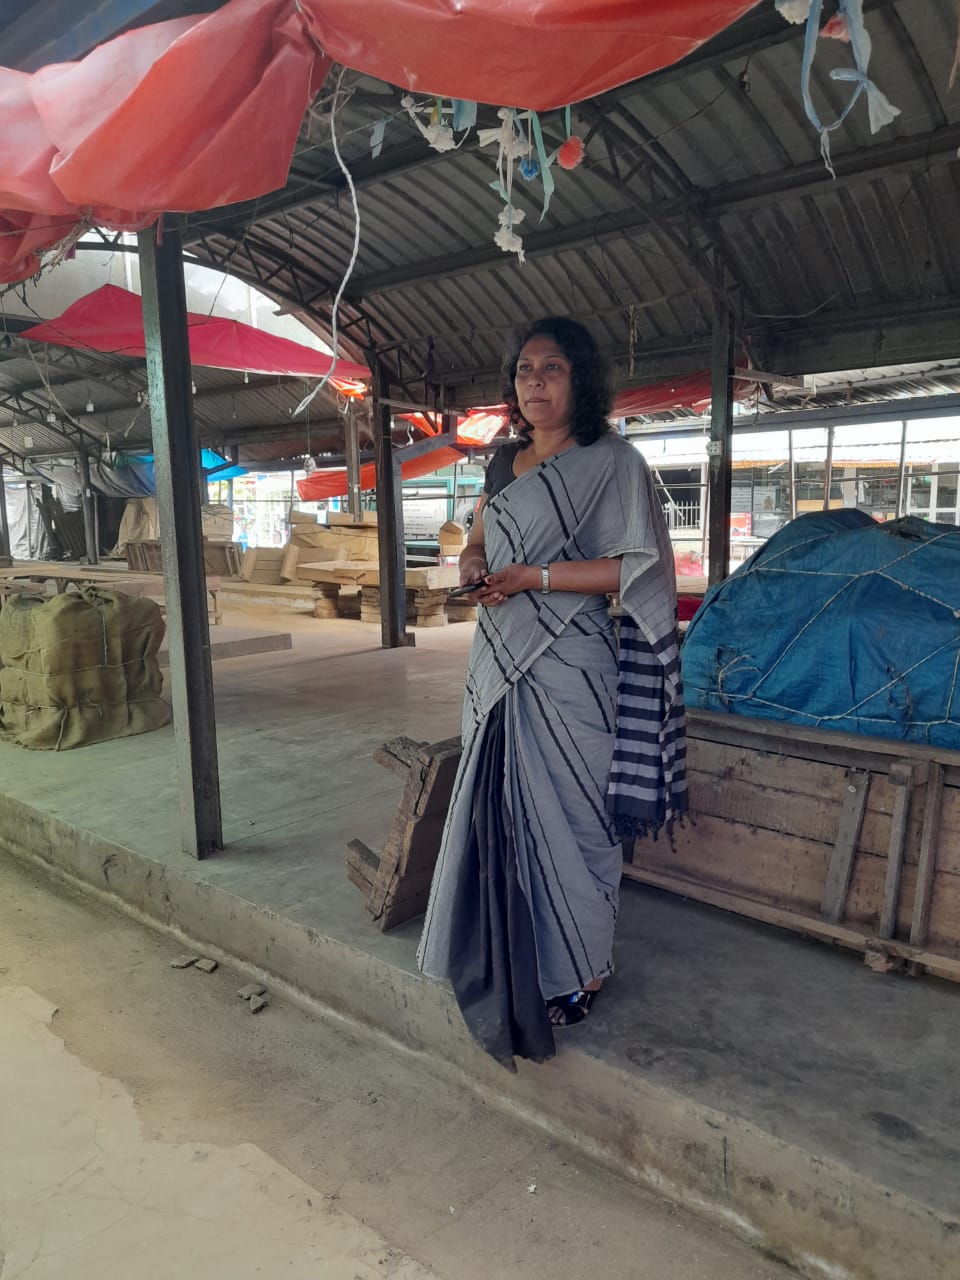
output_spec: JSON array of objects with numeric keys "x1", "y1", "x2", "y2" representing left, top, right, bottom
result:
[{"x1": 545, "y1": 983, "x2": 601, "y2": 1028}]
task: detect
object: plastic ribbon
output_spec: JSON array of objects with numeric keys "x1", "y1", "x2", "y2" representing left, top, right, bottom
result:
[
  {"x1": 370, "y1": 118, "x2": 387, "y2": 158},
  {"x1": 529, "y1": 111, "x2": 556, "y2": 219},
  {"x1": 451, "y1": 99, "x2": 478, "y2": 131},
  {"x1": 800, "y1": 0, "x2": 900, "y2": 177}
]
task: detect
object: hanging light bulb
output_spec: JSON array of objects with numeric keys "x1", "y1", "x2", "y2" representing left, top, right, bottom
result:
[
  {"x1": 85, "y1": 398, "x2": 95, "y2": 414},
  {"x1": 191, "y1": 380, "x2": 197, "y2": 395},
  {"x1": 243, "y1": 370, "x2": 250, "y2": 384},
  {"x1": 136, "y1": 391, "x2": 143, "y2": 405}
]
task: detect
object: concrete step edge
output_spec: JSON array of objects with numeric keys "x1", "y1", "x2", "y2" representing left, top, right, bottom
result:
[{"x1": 0, "y1": 792, "x2": 955, "y2": 1280}]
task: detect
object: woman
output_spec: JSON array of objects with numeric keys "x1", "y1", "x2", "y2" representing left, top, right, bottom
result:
[{"x1": 417, "y1": 317, "x2": 687, "y2": 1069}]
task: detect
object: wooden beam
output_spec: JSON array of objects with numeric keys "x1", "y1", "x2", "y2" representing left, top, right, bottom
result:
[
  {"x1": 820, "y1": 770, "x2": 871, "y2": 924},
  {"x1": 879, "y1": 761, "x2": 928, "y2": 939},
  {"x1": 138, "y1": 223, "x2": 223, "y2": 859},
  {"x1": 621, "y1": 865, "x2": 960, "y2": 985},
  {"x1": 910, "y1": 763, "x2": 944, "y2": 949}
]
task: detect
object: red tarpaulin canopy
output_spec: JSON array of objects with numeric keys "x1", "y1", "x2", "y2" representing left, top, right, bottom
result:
[
  {"x1": 0, "y1": 0, "x2": 756, "y2": 282},
  {"x1": 299, "y1": 0, "x2": 760, "y2": 112},
  {"x1": 297, "y1": 371, "x2": 756, "y2": 501},
  {"x1": 298, "y1": 447, "x2": 465, "y2": 502},
  {"x1": 22, "y1": 284, "x2": 369, "y2": 382},
  {"x1": 613, "y1": 370, "x2": 754, "y2": 416}
]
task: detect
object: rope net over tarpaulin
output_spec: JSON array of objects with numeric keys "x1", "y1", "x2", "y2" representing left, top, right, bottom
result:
[
  {"x1": 682, "y1": 510, "x2": 960, "y2": 748},
  {"x1": 0, "y1": 0, "x2": 760, "y2": 283}
]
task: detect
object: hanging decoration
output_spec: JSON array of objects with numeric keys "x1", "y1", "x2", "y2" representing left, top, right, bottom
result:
[
  {"x1": 400, "y1": 95, "x2": 469, "y2": 152},
  {"x1": 774, "y1": 0, "x2": 812, "y2": 23},
  {"x1": 392, "y1": 97, "x2": 586, "y2": 261},
  {"x1": 822, "y1": 13, "x2": 851, "y2": 41},
  {"x1": 557, "y1": 136, "x2": 585, "y2": 170},
  {"x1": 776, "y1": 0, "x2": 900, "y2": 177}
]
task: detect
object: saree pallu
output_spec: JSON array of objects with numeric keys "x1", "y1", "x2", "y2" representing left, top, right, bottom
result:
[{"x1": 417, "y1": 434, "x2": 686, "y2": 1067}]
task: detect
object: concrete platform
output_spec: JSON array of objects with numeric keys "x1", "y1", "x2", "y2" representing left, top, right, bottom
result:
[
  {"x1": 218, "y1": 579, "x2": 316, "y2": 611},
  {"x1": 158, "y1": 624, "x2": 293, "y2": 667},
  {"x1": 1, "y1": 618, "x2": 958, "y2": 1280}
]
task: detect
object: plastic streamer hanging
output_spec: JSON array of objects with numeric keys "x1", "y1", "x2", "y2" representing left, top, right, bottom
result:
[
  {"x1": 795, "y1": 0, "x2": 900, "y2": 176},
  {"x1": 294, "y1": 66, "x2": 361, "y2": 418}
]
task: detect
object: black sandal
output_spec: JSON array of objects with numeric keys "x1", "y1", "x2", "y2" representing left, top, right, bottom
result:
[{"x1": 545, "y1": 988, "x2": 598, "y2": 1028}]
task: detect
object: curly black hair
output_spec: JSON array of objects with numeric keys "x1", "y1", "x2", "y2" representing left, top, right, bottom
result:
[{"x1": 502, "y1": 316, "x2": 612, "y2": 449}]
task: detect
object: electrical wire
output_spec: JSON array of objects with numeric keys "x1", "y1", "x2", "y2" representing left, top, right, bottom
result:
[{"x1": 293, "y1": 67, "x2": 361, "y2": 418}]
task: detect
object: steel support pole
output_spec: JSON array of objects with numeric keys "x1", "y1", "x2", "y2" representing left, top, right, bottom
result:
[
  {"x1": 78, "y1": 451, "x2": 99, "y2": 564},
  {"x1": 896, "y1": 419, "x2": 908, "y2": 517},
  {"x1": 138, "y1": 223, "x2": 223, "y2": 858},
  {"x1": 370, "y1": 358, "x2": 409, "y2": 647},
  {"x1": 787, "y1": 429, "x2": 797, "y2": 519},
  {"x1": 822, "y1": 426, "x2": 835, "y2": 512},
  {"x1": 707, "y1": 304, "x2": 734, "y2": 587},
  {"x1": 0, "y1": 466, "x2": 10, "y2": 559},
  {"x1": 345, "y1": 401, "x2": 362, "y2": 520}
]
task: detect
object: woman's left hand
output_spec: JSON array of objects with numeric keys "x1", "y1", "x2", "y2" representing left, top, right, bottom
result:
[{"x1": 476, "y1": 563, "x2": 539, "y2": 605}]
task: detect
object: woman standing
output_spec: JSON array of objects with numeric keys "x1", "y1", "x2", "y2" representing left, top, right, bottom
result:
[{"x1": 417, "y1": 318, "x2": 686, "y2": 1068}]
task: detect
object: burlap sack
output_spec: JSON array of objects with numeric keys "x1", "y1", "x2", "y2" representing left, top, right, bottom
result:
[{"x1": 0, "y1": 588, "x2": 170, "y2": 750}]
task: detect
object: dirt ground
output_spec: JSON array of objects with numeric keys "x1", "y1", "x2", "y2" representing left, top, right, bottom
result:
[{"x1": 0, "y1": 856, "x2": 795, "y2": 1280}]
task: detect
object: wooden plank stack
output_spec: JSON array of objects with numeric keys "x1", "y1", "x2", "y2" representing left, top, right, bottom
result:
[
  {"x1": 127, "y1": 538, "x2": 241, "y2": 578},
  {"x1": 239, "y1": 546, "x2": 286, "y2": 585},
  {"x1": 625, "y1": 711, "x2": 960, "y2": 982},
  {"x1": 346, "y1": 735, "x2": 463, "y2": 931},
  {"x1": 301, "y1": 560, "x2": 473, "y2": 626}
]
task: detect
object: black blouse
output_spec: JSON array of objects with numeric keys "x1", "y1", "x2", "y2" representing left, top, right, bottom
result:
[{"x1": 482, "y1": 442, "x2": 523, "y2": 501}]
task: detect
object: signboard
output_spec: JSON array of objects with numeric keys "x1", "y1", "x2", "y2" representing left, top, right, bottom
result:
[{"x1": 402, "y1": 485, "x2": 447, "y2": 540}]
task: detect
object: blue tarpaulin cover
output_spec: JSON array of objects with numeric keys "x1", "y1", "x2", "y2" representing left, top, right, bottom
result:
[{"x1": 682, "y1": 511, "x2": 960, "y2": 747}]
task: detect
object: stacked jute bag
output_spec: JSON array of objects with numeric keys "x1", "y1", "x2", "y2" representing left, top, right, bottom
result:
[{"x1": 0, "y1": 588, "x2": 170, "y2": 750}]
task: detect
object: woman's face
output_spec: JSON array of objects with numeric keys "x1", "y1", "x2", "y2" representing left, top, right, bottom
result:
[{"x1": 514, "y1": 335, "x2": 574, "y2": 432}]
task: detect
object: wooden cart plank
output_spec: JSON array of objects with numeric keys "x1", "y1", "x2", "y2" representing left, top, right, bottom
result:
[
  {"x1": 821, "y1": 770, "x2": 871, "y2": 923},
  {"x1": 622, "y1": 863, "x2": 960, "y2": 983},
  {"x1": 911, "y1": 763, "x2": 945, "y2": 948}
]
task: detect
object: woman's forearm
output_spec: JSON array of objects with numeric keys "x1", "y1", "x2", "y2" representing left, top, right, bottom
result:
[
  {"x1": 540, "y1": 557, "x2": 621, "y2": 595},
  {"x1": 481, "y1": 557, "x2": 621, "y2": 602}
]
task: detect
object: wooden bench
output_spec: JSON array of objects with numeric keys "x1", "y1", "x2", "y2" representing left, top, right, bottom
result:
[{"x1": 346, "y1": 735, "x2": 462, "y2": 931}]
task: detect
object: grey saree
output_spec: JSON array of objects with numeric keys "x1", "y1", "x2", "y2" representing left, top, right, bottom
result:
[{"x1": 417, "y1": 433, "x2": 686, "y2": 1066}]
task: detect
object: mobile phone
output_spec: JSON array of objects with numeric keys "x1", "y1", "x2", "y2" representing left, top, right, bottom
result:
[{"x1": 447, "y1": 581, "x2": 483, "y2": 598}]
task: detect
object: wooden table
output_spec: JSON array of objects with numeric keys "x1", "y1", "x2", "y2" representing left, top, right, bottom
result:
[
  {"x1": 0, "y1": 563, "x2": 222, "y2": 624},
  {"x1": 298, "y1": 560, "x2": 465, "y2": 625}
]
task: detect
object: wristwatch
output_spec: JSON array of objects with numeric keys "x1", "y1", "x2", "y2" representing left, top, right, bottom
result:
[{"x1": 540, "y1": 563, "x2": 551, "y2": 594}]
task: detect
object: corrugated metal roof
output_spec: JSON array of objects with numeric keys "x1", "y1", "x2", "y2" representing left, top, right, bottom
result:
[
  {"x1": 0, "y1": 335, "x2": 346, "y2": 466},
  {"x1": 181, "y1": 0, "x2": 960, "y2": 407}
]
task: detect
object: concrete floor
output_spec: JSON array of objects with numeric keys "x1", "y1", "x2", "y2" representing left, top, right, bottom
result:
[
  {"x1": 2, "y1": 984, "x2": 434, "y2": 1280},
  {"x1": 1, "y1": 855, "x2": 792, "y2": 1280},
  {"x1": 1, "y1": 604, "x2": 959, "y2": 1278}
]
